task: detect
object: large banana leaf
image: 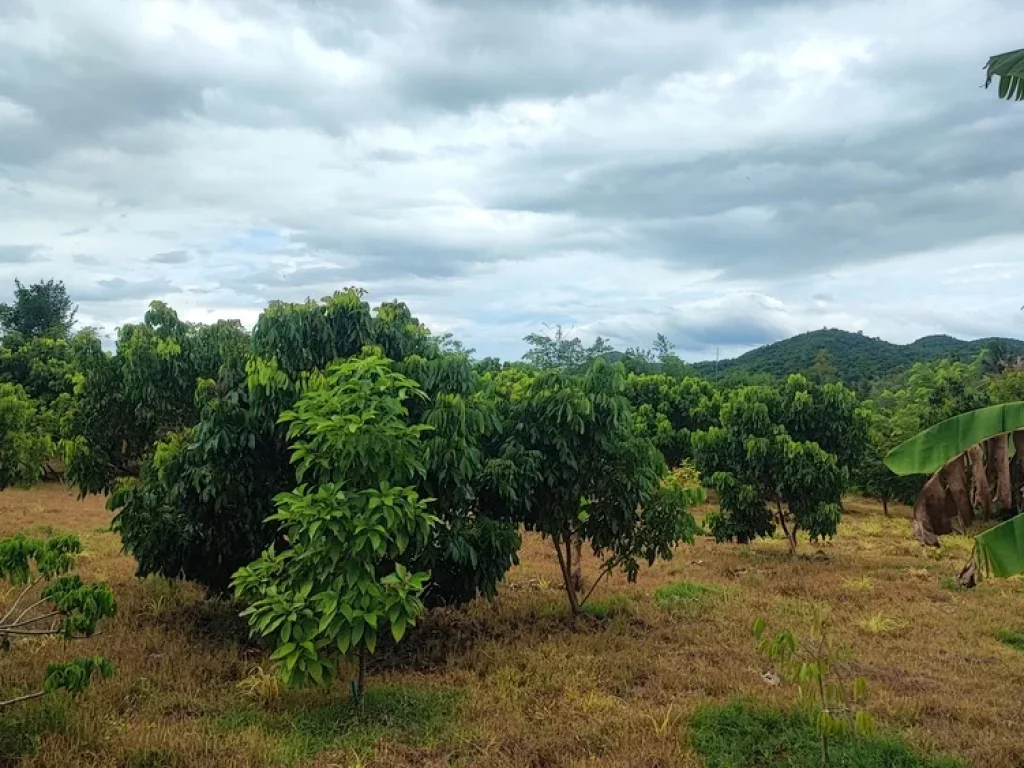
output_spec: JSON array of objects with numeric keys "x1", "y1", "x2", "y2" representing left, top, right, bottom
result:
[
  {"x1": 975, "y1": 514, "x2": 1024, "y2": 578},
  {"x1": 884, "y1": 402, "x2": 1024, "y2": 476},
  {"x1": 985, "y1": 48, "x2": 1024, "y2": 101}
]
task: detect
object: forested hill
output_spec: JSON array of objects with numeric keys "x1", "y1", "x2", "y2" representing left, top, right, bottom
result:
[{"x1": 691, "y1": 329, "x2": 1024, "y2": 385}]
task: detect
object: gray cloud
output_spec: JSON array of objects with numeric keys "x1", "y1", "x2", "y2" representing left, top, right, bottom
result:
[
  {"x1": 0, "y1": 0, "x2": 1022, "y2": 356},
  {"x1": 75, "y1": 277, "x2": 179, "y2": 303},
  {"x1": 149, "y1": 250, "x2": 193, "y2": 264}
]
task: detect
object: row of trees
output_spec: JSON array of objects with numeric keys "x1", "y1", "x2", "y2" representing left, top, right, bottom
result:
[{"x1": 2, "y1": 279, "x2": 1021, "y2": 702}]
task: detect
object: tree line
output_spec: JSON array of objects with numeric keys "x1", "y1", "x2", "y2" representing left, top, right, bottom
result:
[{"x1": 2, "y1": 278, "x2": 1022, "y2": 704}]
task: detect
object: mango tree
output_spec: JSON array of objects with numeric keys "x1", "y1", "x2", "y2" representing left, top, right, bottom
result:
[
  {"x1": 692, "y1": 376, "x2": 868, "y2": 552},
  {"x1": 0, "y1": 383, "x2": 52, "y2": 490},
  {"x1": 853, "y1": 404, "x2": 925, "y2": 516},
  {"x1": 110, "y1": 290, "x2": 520, "y2": 604},
  {"x1": 483, "y1": 360, "x2": 701, "y2": 614},
  {"x1": 624, "y1": 373, "x2": 721, "y2": 467},
  {"x1": 233, "y1": 356, "x2": 434, "y2": 701},
  {"x1": 62, "y1": 302, "x2": 250, "y2": 496}
]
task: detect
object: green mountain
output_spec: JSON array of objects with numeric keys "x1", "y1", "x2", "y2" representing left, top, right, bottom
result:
[{"x1": 691, "y1": 329, "x2": 1024, "y2": 385}]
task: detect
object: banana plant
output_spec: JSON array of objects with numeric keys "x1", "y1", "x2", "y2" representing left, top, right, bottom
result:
[
  {"x1": 986, "y1": 49, "x2": 1024, "y2": 102},
  {"x1": 885, "y1": 402, "x2": 1024, "y2": 578}
]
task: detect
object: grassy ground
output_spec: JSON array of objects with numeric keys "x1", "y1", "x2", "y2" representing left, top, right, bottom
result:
[{"x1": 2, "y1": 486, "x2": 1023, "y2": 767}]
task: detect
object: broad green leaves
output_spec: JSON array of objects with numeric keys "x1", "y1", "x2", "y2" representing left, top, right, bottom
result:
[
  {"x1": 985, "y1": 48, "x2": 1024, "y2": 101},
  {"x1": 233, "y1": 357, "x2": 436, "y2": 693},
  {"x1": 108, "y1": 291, "x2": 519, "y2": 604},
  {"x1": 884, "y1": 402, "x2": 1024, "y2": 476},
  {"x1": 692, "y1": 375, "x2": 867, "y2": 549}
]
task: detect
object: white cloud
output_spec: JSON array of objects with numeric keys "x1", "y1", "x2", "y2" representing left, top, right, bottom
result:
[{"x1": 1, "y1": 0, "x2": 1023, "y2": 359}]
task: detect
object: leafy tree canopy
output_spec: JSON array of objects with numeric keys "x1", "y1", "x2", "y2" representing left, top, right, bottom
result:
[
  {"x1": 110, "y1": 290, "x2": 520, "y2": 605},
  {"x1": 692, "y1": 375, "x2": 868, "y2": 550},
  {"x1": 0, "y1": 279, "x2": 77, "y2": 341},
  {"x1": 484, "y1": 359, "x2": 700, "y2": 613},
  {"x1": 0, "y1": 383, "x2": 52, "y2": 490},
  {"x1": 233, "y1": 356, "x2": 436, "y2": 698}
]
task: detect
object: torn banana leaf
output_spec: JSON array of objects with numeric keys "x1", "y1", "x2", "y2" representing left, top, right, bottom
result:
[
  {"x1": 975, "y1": 514, "x2": 1024, "y2": 579},
  {"x1": 884, "y1": 402, "x2": 1024, "y2": 476}
]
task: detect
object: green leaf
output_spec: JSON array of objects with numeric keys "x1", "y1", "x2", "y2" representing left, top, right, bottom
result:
[
  {"x1": 270, "y1": 642, "x2": 296, "y2": 661},
  {"x1": 885, "y1": 402, "x2": 1024, "y2": 476},
  {"x1": 390, "y1": 615, "x2": 407, "y2": 642}
]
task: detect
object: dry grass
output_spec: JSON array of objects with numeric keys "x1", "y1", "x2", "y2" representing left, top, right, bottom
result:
[{"x1": 2, "y1": 487, "x2": 1023, "y2": 767}]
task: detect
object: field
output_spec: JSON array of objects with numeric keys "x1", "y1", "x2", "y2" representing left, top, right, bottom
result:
[{"x1": 3, "y1": 485, "x2": 1024, "y2": 767}]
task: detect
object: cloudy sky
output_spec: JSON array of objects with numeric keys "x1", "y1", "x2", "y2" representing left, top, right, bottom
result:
[{"x1": 2, "y1": 0, "x2": 1023, "y2": 361}]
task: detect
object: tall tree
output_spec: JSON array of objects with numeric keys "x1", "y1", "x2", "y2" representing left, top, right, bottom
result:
[
  {"x1": 0, "y1": 279, "x2": 77, "y2": 341},
  {"x1": 107, "y1": 291, "x2": 520, "y2": 603}
]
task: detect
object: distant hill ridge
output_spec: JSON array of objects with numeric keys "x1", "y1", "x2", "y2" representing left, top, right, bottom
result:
[{"x1": 690, "y1": 328, "x2": 1024, "y2": 384}]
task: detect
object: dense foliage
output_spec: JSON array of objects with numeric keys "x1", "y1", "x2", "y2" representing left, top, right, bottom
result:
[
  {"x1": 624, "y1": 373, "x2": 721, "y2": 466},
  {"x1": 110, "y1": 290, "x2": 520, "y2": 604},
  {"x1": 0, "y1": 279, "x2": 77, "y2": 341},
  {"x1": 233, "y1": 357, "x2": 436, "y2": 699},
  {"x1": 2, "y1": 275, "x2": 1020, "y2": 616},
  {"x1": 484, "y1": 360, "x2": 701, "y2": 613},
  {"x1": 691, "y1": 376, "x2": 869, "y2": 550},
  {"x1": 62, "y1": 302, "x2": 250, "y2": 496},
  {"x1": 0, "y1": 383, "x2": 52, "y2": 490}
]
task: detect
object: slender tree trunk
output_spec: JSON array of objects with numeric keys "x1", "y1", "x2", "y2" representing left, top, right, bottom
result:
[
  {"x1": 571, "y1": 535, "x2": 584, "y2": 594},
  {"x1": 968, "y1": 444, "x2": 993, "y2": 520},
  {"x1": 553, "y1": 534, "x2": 580, "y2": 615},
  {"x1": 356, "y1": 645, "x2": 366, "y2": 707},
  {"x1": 776, "y1": 498, "x2": 796, "y2": 555},
  {"x1": 991, "y1": 436, "x2": 1012, "y2": 513},
  {"x1": 881, "y1": 497, "x2": 889, "y2": 517}
]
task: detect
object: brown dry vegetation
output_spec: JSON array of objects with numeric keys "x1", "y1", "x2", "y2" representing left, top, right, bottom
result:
[{"x1": 2, "y1": 485, "x2": 1024, "y2": 767}]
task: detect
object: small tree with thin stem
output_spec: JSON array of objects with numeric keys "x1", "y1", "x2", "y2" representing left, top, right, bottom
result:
[
  {"x1": 692, "y1": 382, "x2": 852, "y2": 553},
  {"x1": 233, "y1": 355, "x2": 436, "y2": 702},
  {"x1": 485, "y1": 360, "x2": 700, "y2": 614}
]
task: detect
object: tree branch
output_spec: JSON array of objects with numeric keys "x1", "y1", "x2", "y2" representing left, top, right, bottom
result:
[
  {"x1": 0, "y1": 690, "x2": 46, "y2": 710},
  {"x1": 579, "y1": 565, "x2": 614, "y2": 608},
  {"x1": 6, "y1": 611, "x2": 60, "y2": 629},
  {"x1": 11, "y1": 597, "x2": 50, "y2": 626},
  {"x1": 1, "y1": 577, "x2": 42, "y2": 625}
]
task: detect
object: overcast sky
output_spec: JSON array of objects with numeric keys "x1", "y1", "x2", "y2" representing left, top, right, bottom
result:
[{"x1": 2, "y1": 0, "x2": 1023, "y2": 361}]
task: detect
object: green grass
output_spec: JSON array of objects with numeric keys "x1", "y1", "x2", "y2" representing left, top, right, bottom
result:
[
  {"x1": 215, "y1": 684, "x2": 458, "y2": 764},
  {"x1": 994, "y1": 627, "x2": 1024, "y2": 652},
  {"x1": 0, "y1": 694, "x2": 68, "y2": 763},
  {"x1": 581, "y1": 594, "x2": 633, "y2": 620},
  {"x1": 654, "y1": 580, "x2": 723, "y2": 612},
  {"x1": 938, "y1": 576, "x2": 964, "y2": 592},
  {"x1": 689, "y1": 700, "x2": 961, "y2": 768}
]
